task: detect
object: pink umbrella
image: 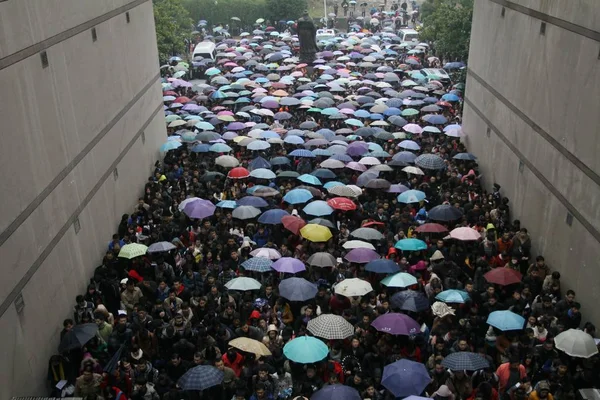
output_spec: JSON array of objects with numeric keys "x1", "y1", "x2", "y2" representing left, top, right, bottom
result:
[
  {"x1": 344, "y1": 248, "x2": 380, "y2": 263},
  {"x1": 402, "y1": 124, "x2": 423, "y2": 134},
  {"x1": 346, "y1": 162, "x2": 367, "y2": 172},
  {"x1": 449, "y1": 227, "x2": 481, "y2": 241}
]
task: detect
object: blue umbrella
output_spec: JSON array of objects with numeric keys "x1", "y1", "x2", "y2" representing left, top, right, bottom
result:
[
  {"x1": 241, "y1": 257, "x2": 273, "y2": 272},
  {"x1": 390, "y1": 290, "x2": 430, "y2": 312},
  {"x1": 312, "y1": 384, "x2": 361, "y2": 400},
  {"x1": 283, "y1": 336, "x2": 328, "y2": 363},
  {"x1": 436, "y1": 289, "x2": 470, "y2": 304},
  {"x1": 356, "y1": 172, "x2": 378, "y2": 187},
  {"x1": 441, "y1": 352, "x2": 490, "y2": 371},
  {"x1": 216, "y1": 200, "x2": 238, "y2": 209},
  {"x1": 424, "y1": 114, "x2": 448, "y2": 125},
  {"x1": 178, "y1": 365, "x2": 224, "y2": 391},
  {"x1": 392, "y1": 151, "x2": 417, "y2": 163},
  {"x1": 248, "y1": 140, "x2": 271, "y2": 151},
  {"x1": 160, "y1": 141, "x2": 182, "y2": 152},
  {"x1": 258, "y1": 209, "x2": 290, "y2": 224},
  {"x1": 270, "y1": 156, "x2": 291, "y2": 165},
  {"x1": 442, "y1": 93, "x2": 460, "y2": 102},
  {"x1": 297, "y1": 174, "x2": 322, "y2": 186},
  {"x1": 249, "y1": 156, "x2": 271, "y2": 170},
  {"x1": 487, "y1": 310, "x2": 526, "y2": 331},
  {"x1": 283, "y1": 189, "x2": 314, "y2": 204},
  {"x1": 365, "y1": 259, "x2": 400, "y2": 274},
  {"x1": 312, "y1": 168, "x2": 337, "y2": 179},
  {"x1": 303, "y1": 200, "x2": 334, "y2": 216},
  {"x1": 394, "y1": 238, "x2": 427, "y2": 251},
  {"x1": 398, "y1": 140, "x2": 421, "y2": 151},
  {"x1": 330, "y1": 154, "x2": 353, "y2": 162},
  {"x1": 354, "y1": 109, "x2": 370, "y2": 118},
  {"x1": 312, "y1": 149, "x2": 333, "y2": 157},
  {"x1": 444, "y1": 124, "x2": 462, "y2": 132},
  {"x1": 191, "y1": 143, "x2": 211, "y2": 153},
  {"x1": 453, "y1": 152, "x2": 477, "y2": 161},
  {"x1": 209, "y1": 143, "x2": 232, "y2": 153},
  {"x1": 397, "y1": 190, "x2": 426, "y2": 203},
  {"x1": 323, "y1": 181, "x2": 344, "y2": 189},
  {"x1": 148, "y1": 241, "x2": 177, "y2": 253},
  {"x1": 237, "y1": 196, "x2": 268, "y2": 207},
  {"x1": 250, "y1": 168, "x2": 277, "y2": 180},
  {"x1": 381, "y1": 272, "x2": 418, "y2": 287},
  {"x1": 382, "y1": 359, "x2": 430, "y2": 397},
  {"x1": 289, "y1": 149, "x2": 316, "y2": 158},
  {"x1": 284, "y1": 135, "x2": 305, "y2": 145},
  {"x1": 428, "y1": 204, "x2": 463, "y2": 221},
  {"x1": 279, "y1": 277, "x2": 318, "y2": 301}
]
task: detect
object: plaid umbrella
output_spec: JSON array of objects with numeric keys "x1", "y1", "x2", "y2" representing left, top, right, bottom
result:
[
  {"x1": 241, "y1": 257, "x2": 273, "y2": 272},
  {"x1": 178, "y1": 365, "x2": 224, "y2": 391},
  {"x1": 414, "y1": 154, "x2": 446, "y2": 170},
  {"x1": 279, "y1": 277, "x2": 317, "y2": 301},
  {"x1": 441, "y1": 352, "x2": 490, "y2": 371},
  {"x1": 308, "y1": 314, "x2": 354, "y2": 339},
  {"x1": 328, "y1": 185, "x2": 359, "y2": 198}
]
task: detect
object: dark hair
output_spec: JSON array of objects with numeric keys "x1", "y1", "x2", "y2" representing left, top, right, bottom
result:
[
  {"x1": 566, "y1": 290, "x2": 576, "y2": 296},
  {"x1": 536, "y1": 256, "x2": 545, "y2": 262},
  {"x1": 552, "y1": 271, "x2": 561, "y2": 279},
  {"x1": 76, "y1": 295, "x2": 85, "y2": 303},
  {"x1": 63, "y1": 319, "x2": 74, "y2": 327}
]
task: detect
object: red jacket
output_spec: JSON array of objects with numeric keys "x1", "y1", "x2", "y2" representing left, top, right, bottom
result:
[{"x1": 222, "y1": 352, "x2": 244, "y2": 377}]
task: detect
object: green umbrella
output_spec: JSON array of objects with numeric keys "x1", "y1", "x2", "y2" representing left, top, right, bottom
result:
[
  {"x1": 118, "y1": 243, "x2": 148, "y2": 259},
  {"x1": 401, "y1": 108, "x2": 419, "y2": 117}
]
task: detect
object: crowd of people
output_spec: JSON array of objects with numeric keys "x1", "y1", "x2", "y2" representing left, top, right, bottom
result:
[{"x1": 50, "y1": 28, "x2": 599, "y2": 400}]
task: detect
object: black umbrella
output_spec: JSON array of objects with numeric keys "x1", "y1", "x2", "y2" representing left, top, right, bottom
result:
[
  {"x1": 58, "y1": 323, "x2": 98, "y2": 353},
  {"x1": 428, "y1": 204, "x2": 464, "y2": 221}
]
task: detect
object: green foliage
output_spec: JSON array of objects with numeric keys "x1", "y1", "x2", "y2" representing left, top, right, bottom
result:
[
  {"x1": 419, "y1": 0, "x2": 473, "y2": 62},
  {"x1": 153, "y1": 0, "x2": 193, "y2": 62},
  {"x1": 264, "y1": 0, "x2": 308, "y2": 23},
  {"x1": 182, "y1": 0, "x2": 270, "y2": 27}
]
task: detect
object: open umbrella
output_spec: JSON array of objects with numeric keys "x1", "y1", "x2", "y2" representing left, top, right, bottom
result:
[
  {"x1": 394, "y1": 238, "x2": 427, "y2": 251},
  {"x1": 398, "y1": 190, "x2": 426, "y2": 203},
  {"x1": 283, "y1": 188, "x2": 313, "y2": 204},
  {"x1": 441, "y1": 352, "x2": 490, "y2": 371},
  {"x1": 555, "y1": 329, "x2": 599, "y2": 358},
  {"x1": 281, "y1": 215, "x2": 306, "y2": 235},
  {"x1": 484, "y1": 268, "x2": 522, "y2": 286},
  {"x1": 371, "y1": 313, "x2": 421, "y2": 335},
  {"x1": 283, "y1": 336, "x2": 328, "y2": 363},
  {"x1": 300, "y1": 223, "x2": 333, "y2": 242},
  {"x1": 351, "y1": 227, "x2": 384, "y2": 241},
  {"x1": 449, "y1": 227, "x2": 481, "y2": 241},
  {"x1": 58, "y1": 323, "x2": 99, "y2": 352},
  {"x1": 229, "y1": 337, "x2": 272, "y2": 357},
  {"x1": 183, "y1": 198, "x2": 216, "y2": 219},
  {"x1": 232, "y1": 205, "x2": 261, "y2": 219},
  {"x1": 241, "y1": 257, "x2": 273, "y2": 272},
  {"x1": 344, "y1": 248, "x2": 379, "y2": 263},
  {"x1": 312, "y1": 384, "x2": 361, "y2": 400},
  {"x1": 436, "y1": 289, "x2": 470, "y2": 304},
  {"x1": 272, "y1": 257, "x2": 306, "y2": 273},
  {"x1": 382, "y1": 359, "x2": 431, "y2": 397},
  {"x1": 365, "y1": 259, "x2": 400, "y2": 274},
  {"x1": 118, "y1": 243, "x2": 148, "y2": 259},
  {"x1": 279, "y1": 277, "x2": 318, "y2": 301},
  {"x1": 307, "y1": 252, "x2": 337, "y2": 267},
  {"x1": 428, "y1": 205, "x2": 463, "y2": 221},
  {"x1": 303, "y1": 200, "x2": 334, "y2": 216},
  {"x1": 342, "y1": 240, "x2": 375, "y2": 250},
  {"x1": 147, "y1": 241, "x2": 176, "y2": 253},
  {"x1": 327, "y1": 197, "x2": 357, "y2": 211},
  {"x1": 486, "y1": 310, "x2": 525, "y2": 331},
  {"x1": 335, "y1": 278, "x2": 373, "y2": 297},
  {"x1": 308, "y1": 314, "x2": 355, "y2": 340},
  {"x1": 250, "y1": 247, "x2": 281, "y2": 259},
  {"x1": 224, "y1": 277, "x2": 262, "y2": 291},
  {"x1": 381, "y1": 272, "x2": 418, "y2": 288},
  {"x1": 390, "y1": 290, "x2": 430, "y2": 312},
  {"x1": 258, "y1": 209, "x2": 290, "y2": 224},
  {"x1": 178, "y1": 365, "x2": 224, "y2": 391},
  {"x1": 415, "y1": 223, "x2": 449, "y2": 233}
]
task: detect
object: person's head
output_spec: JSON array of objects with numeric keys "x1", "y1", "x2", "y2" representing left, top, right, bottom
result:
[
  {"x1": 457, "y1": 338, "x2": 469, "y2": 351},
  {"x1": 351, "y1": 337, "x2": 360, "y2": 348},
  {"x1": 255, "y1": 382, "x2": 266, "y2": 398},
  {"x1": 536, "y1": 255, "x2": 545, "y2": 267},
  {"x1": 127, "y1": 279, "x2": 136, "y2": 292},
  {"x1": 509, "y1": 356, "x2": 521, "y2": 370},
  {"x1": 566, "y1": 290, "x2": 576, "y2": 302},
  {"x1": 258, "y1": 365, "x2": 269, "y2": 380},
  {"x1": 63, "y1": 318, "x2": 74, "y2": 330},
  {"x1": 171, "y1": 353, "x2": 181, "y2": 366},
  {"x1": 94, "y1": 313, "x2": 106, "y2": 327},
  {"x1": 82, "y1": 365, "x2": 95, "y2": 382},
  {"x1": 214, "y1": 358, "x2": 225, "y2": 370}
]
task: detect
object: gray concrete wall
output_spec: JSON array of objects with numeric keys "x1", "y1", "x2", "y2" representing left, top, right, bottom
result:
[
  {"x1": 0, "y1": 0, "x2": 165, "y2": 397},
  {"x1": 463, "y1": 0, "x2": 600, "y2": 323}
]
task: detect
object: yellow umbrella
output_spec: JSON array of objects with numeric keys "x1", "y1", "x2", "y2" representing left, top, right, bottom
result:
[
  {"x1": 229, "y1": 337, "x2": 272, "y2": 357},
  {"x1": 233, "y1": 135, "x2": 247, "y2": 144},
  {"x1": 118, "y1": 243, "x2": 148, "y2": 259},
  {"x1": 217, "y1": 115, "x2": 236, "y2": 122},
  {"x1": 300, "y1": 224, "x2": 332, "y2": 242}
]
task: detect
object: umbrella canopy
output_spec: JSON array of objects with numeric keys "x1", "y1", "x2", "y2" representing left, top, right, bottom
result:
[
  {"x1": 178, "y1": 365, "x2": 224, "y2": 391},
  {"x1": 381, "y1": 272, "x2": 418, "y2": 288},
  {"x1": 281, "y1": 215, "x2": 306, "y2": 235},
  {"x1": 307, "y1": 252, "x2": 337, "y2": 267},
  {"x1": 449, "y1": 227, "x2": 481, "y2": 241},
  {"x1": 272, "y1": 257, "x2": 306, "y2": 273},
  {"x1": 300, "y1": 224, "x2": 333, "y2": 242},
  {"x1": 312, "y1": 384, "x2": 361, "y2": 400},
  {"x1": 237, "y1": 196, "x2": 268, "y2": 207},
  {"x1": 118, "y1": 243, "x2": 148, "y2": 259},
  {"x1": 279, "y1": 277, "x2": 318, "y2": 301},
  {"x1": 228, "y1": 337, "x2": 272, "y2": 357},
  {"x1": 250, "y1": 247, "x2": 281, "y2": 259},
  {"x1": 484, "y1": 268, "x2": 522, "y2": 286},
  {"x1": 283, "y1": 188, "x2": 314, "y2": 204},
  {"x1": 436, "y1": 289, "x2": 470, "y2": 303},
  {"x1": 183, "y1": 198, "x2": 217, "y2": 219},
  {"x1": 414, "y1": 153, "x2": 446, "y2": 170},
  {"x1": 147, "y1": 241, "x2": 176, "y2": 253},
  {"x1": 371, "y1": 312, "x2": 421, "y2": 335},
  {"x1": 327, "y1": 197, "x2": 357, "y2": 211},
  {"x1": 398, "y1": 189, "x2": 426, "y2": 203},
  {"x1": 415, "y1": 223, "x2": 449, "y2": 233},
  {"x1": 394, "y1": 238, "x2": 427, "y2": 251},
  {"x1": 224, "y1": 277, "x2": 262, "y2": 291},
  {"x1": 351, "y1": 227, "x2": 384, "y2": 241},
  {"x1": 303, "y1": 200, "x2": 334, "y2": 216},
  {"x1": 58, "y1": 323, "x2": 99, "y2": 352},
  {"x1": 382, "y1": 359, "x2": 431, "y2": 397},
  {"x1": 232, "y1": 205, "x2": 261, "y2": 219},
  {"x1": 555, "y1": 329, "x2": 599, "y2": 358},
  {"x1": 283, "y1": 336, "x2": 328, "y2": 363},
  {"x1": 486, "y1": 310, "x2": 526, "y2": 331},
  {"x1": 342, "y1": 240, "x2": 375, "y2": 250},
  {"x1": 334, "y1": 278, "x2": 373, "y2": 297},
  {"x1": 241, "y1": 257, "x2": 273, "y2": 272},
  {"x1": 307, "y1": 315, "x2": 355, "y2": 340},
  {"x1": 258, "y1": 209, "x2": 290, "y2": 224},
  {"x1": 390, "y1": 290, "x2": 430, "y2": 312},
  {"x1": 365, "y1": 259, "x2": 400, "y2": 274},
  {"x1": 344, "y1": 248, "x2": 380, "y2": 263},
  {"x1": 428, "y1": 204, "x2": 463, "y2": 221},
  {"x1": 441, "y1": 352, "x2": 490, "y2": 371},
  {"x1": 228, "y1": 167, "x2": 250, "y2": 179}
]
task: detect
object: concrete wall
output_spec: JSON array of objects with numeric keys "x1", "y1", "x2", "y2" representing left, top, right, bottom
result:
[
  {"x1": 463, "y1": 0, "x2": 600, "y2": 323},
  {"x1": 0, "y1": 0, "x2": 165, "y2": 397}
]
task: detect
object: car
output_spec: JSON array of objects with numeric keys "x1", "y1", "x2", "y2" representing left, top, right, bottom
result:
[
  {"x1": 414, "y1": 68, "x2": 452, "y2": 85},
  {"x1": 316, "y1": 28, "x2": 336, "y2": 42},
  {"x1": 192, "y1": 41, "x2": 216, "y2": 62},
  {"x1": 398, "y1": 28, "x2": 419, "y2": 45}
]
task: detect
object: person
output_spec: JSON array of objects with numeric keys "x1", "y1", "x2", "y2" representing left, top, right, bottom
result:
[
  {"x1": 74, "y1": 365, "x2": 103, "y2": 399},
  {"x1": 121, "y1": 279, "x2": 143, "y2": 314},
  {"x1": 132, "y1": 376, "x2": 160, "y2": 400}
]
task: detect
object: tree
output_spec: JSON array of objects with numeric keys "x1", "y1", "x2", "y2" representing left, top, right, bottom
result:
[
  {"x1": 182, "y1": 0, "x2": 269, "y2": 29},
  {"x1": 265, "y1": 0, "x2": 307, "y2": 24},
  {"x1": 153, "y1": 0, "x2": 193, "y2": 62},
  {"x1": 419, "y1": 0, "x2": 473, "y2": 62}
]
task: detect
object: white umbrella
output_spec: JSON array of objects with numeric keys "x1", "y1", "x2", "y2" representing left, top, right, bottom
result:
[
  {"x1": 232, "y1": 205, "x2": 261, "y2": 220},
  {"x1": 555, "y1": 329, "x2": 599, "y2": 358},
  {"x1": 250, "y1": 247, "x2": 282, "y2": 259},
  {"x1": 225, "y1": 277, "x2": 262, "y2": 291},
  {"x1": 215, "y1": 155, "x2": 240, "y2": 168},
  {"x1": 402, "y1": 166, "x2": 424, "y2": 175},
  {"x1": 334, "y1": 278, "x2": 373, "y2": 297},
  {"x1": 342, "y1": 240, "x2": 375, "y2": 250}
]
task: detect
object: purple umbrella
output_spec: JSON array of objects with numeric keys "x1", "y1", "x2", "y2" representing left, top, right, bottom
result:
[
  {"x1": 227, "y1": 122, "x2": 246, "y2": 131},
  {"x1": 346, "y1": 161, "x2": 367, "y2": 172},
  {"x1": 262, "y1": 100, "x2": 279, "y2": 109},
  {"x1": 387, "y1": 184, "x2": 409, "y2": 193},
  {"x1": 312, "y1": 385, "x2": 361, "y2": 400},
  {"x1": 183, "y1": 198, "x2": 216, "y2": 219},
  {"x1": 371, "y1": 313, "x2": 421, "y2": 335},
  {"x1": 236, "y1": 196, "x2": 268, "y2": 207},
  {"x1": 346, "y1": 141, "x2": 369, "y2": 156},
  {"x1": 344, "y1": 248, "x2": 380, "y2": 263},
  {"x1": 182, "y1": 104, "x2": 202, "y2": 112},
  {"x1": 272, "y1": 257, "x2": 306, "y2": 273}
]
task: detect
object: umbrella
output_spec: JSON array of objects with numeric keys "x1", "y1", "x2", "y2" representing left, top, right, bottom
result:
[
  {"x1": 183, "y1": 198, "x2": 216, "y2": 219},
  {"x1": 303, "y1": 200, "x2": 334, "y2": 216},
  {"x1": 390, "y1": 290, "x2": 430, "y2": 312},
  {"x1": 327, "y1": 197, "x2": 356, "y2": 211},
  {"x1": 436, "y1": 289, "x2": 470, "y2": 303},
  {"x1": 414, "y1": 154, "x2": 446, "y2": 170},
  {"x1": 237, "y1": 196, "x2": 268, "y2": 207},
  {"x1": 484, "y1": 268, "x2": 523, "y2": 286},
  {"x1": 300, "y1": 224, "x2": 333, "y2": 242},
  {"x1": 441, "y1": 352, "x2": 490, "y2": 371},
  {"x1": 58, "y1": 323, "x2": 99, "y2": 352},
  {"x1": 258, "y1": 209, "x2": 290, "y2": 224},
  {"x1": 487, "y1": 310, "x2": 525, "y2": 331},
  {"x1": 365, "y1": 259, "x2": 400, "y2": 274},
  {"x1": 147, "y1": 241, "x2": 176, "y2": 253},
  {"x1": 178, "y1": 365, "x2": 224, "y2": 391},
  {"x1": 453, "y1": 152, "x2": 477, "y2": 161},
  {"x1": 381, "y1": 272, "x2": 418, "y2": 288},
  {"x1": 307, "y1": 252, "x2": 337, "y2": 267},
  {"x1": 334, "y1": 278, "x2": 373, "y2": 297},
  {"x1": 279, "y1": 277, "x2": 318, "y2": 301},
  {"x1": 228, "y1": 167, "x2": 250, "y2": 179},
  {"x1": 428, "y1": 205, "x2": 463, "y2": 221},
  {"x1": 394, "y1": 238, "x2": 427, "y2": 251},
  {"x1": 250, "y1": 168, "x2": 277, "y2": 179},
  {"x1": 351, "y1": 227, "x2": 384, "y2": 241},
  {"x1": 371, "y1": 313, "x2": 421, "y2": 335},
  {"x1": 281, "y1": 215, "x2": 306, "y2": 235},
  {"x1": 415, "y1": 223, "x2": 449, "y2": 233},
  {"x1": 397, "y1": 190, "x2": 426, "y2": 203},
  {"x1": 224, "y1": 277, "x2": 261, "y2": 291},
  {"x1": 312, "y1": 384, "x2": 361, "y2": 400},
  {"x1": 283, "y1": 336, "x2": 328, "y2": 363},
  {"x1": 118, "y1": 243, "x2": 148, "y2": 259},
  {"x1": 216, "y1": 155, "x2": 240, "y2": 168},
  {"x1": 449, "y1": 227, "x2": 481, "y2": 241},
  {"x1": 344, "y1": 248, "x2": 379, "y2": 263},
  {"x1": 229, "y1": 337, "x2": 272, "y2": 357},
  {"x1": 272, "y1": 257, "x2": 306, "y2": 273},
  {"x1": 232, "y1": 205, "x2": 261, "y2": 219},
  {"x1": 283, "y1": 188, "x2": 313, "y2": 204},
  {"x1": 241, "y1": 257, "x2": 273, "y2": 272},
  {"x1": 555, "y1": 329, "x2": 599, "y2": 358},
  {"x1": 329, "y1": 185, "x2": 360, "y2": 198},
  {"x1": 250, "y1": 247, "x2": 281, "y2": 259},
  {"x1": 343, "y1": 240, "x2": 375, "y2": 250},
  {"x1": 382, "y1": 359, "x2": 431, "y2": 397},
  {"x1": 298, "y1": 174, "x2": 322, "y2": 186}
]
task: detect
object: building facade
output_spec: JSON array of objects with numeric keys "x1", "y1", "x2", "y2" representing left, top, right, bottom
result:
[
  {"x1": 0, "y1": 0, "x2": 165, "y2": 396},
  {"x1": 463, "y1": 1, "x2": 600, "y2": 321}
]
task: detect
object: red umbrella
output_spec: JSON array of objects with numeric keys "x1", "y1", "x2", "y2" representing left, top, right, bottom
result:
[
  {"x1": 362, "y1": 220, "x2": 384, "y2": 228},
  {"x1": 415, "y1": 223, "x2": 448, "y2": 234},
  {"x1": 484, "y1": 268, "x2": 522, "y2": 286},
  {"x1": 175, "y1": 96, "x2": 191, "y2": 104},
  {"x1": 163, "y1": 90, "x2": 178, "y2": 96},
  {"x1": 228, "y1": 167, "x2": 250, "y2": 179},
  {"x1": 282, "y1": 216, "x2": 306, "y2": 235},
  {"x1": 437, "y1": 101, "x2": 453, "y2": 108},
  {"x1": 327, "y1": 197, "x2": 356, "y2": 211}
]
